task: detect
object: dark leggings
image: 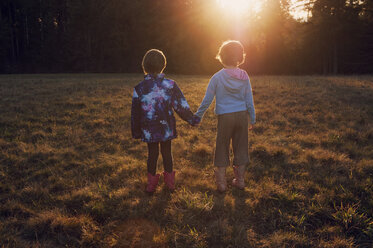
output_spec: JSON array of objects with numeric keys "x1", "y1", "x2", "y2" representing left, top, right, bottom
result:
[{"x1": 147, "y1": 140, "x2": 173, "y2": 175}]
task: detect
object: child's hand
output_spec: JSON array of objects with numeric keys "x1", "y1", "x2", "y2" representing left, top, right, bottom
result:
[
  {"x1": 247, "y1": 115, "x2": 254, "y2": 130},
  {"x1": 191, "y1": 115, "x2": 201, "y2": 127}
]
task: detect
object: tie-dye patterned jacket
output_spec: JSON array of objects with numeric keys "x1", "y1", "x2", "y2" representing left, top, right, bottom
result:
[{"x1": 131, "y1": 74, "x2": 199, "y2": 143}]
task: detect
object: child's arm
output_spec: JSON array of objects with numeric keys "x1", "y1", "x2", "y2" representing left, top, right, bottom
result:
[
  {"x1": 245, "y1": 79, "x2": 256, "y2": 125},
  {"x1": 171, "y1": 83, "x2": 199, "y2": 126},
  {"x1": 194, "y1": 78, "x2": 216, "y2": 120},
  {"x1": 131, "y1": 88, "x2": 142, "y2": 138}
]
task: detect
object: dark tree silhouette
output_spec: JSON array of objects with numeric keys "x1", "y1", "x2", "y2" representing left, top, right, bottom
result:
[{"x1": 0, "y1": 0, "x2": 372, "y2": 74}]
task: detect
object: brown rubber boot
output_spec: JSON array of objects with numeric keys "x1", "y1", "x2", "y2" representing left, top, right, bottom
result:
[
  {"x1": 232, "y1": 165, "x2": 245, "y2": 189},
  {"x1": 215, "y1": 167, "x2": 227, "y2": 192}
]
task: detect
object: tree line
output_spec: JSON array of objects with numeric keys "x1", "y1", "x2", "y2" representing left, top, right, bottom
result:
[{"x1": 1, "y1": 0, "x2": 372, "y2": 75}]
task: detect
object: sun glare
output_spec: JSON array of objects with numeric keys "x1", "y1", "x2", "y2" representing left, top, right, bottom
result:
[
  {"x1": 217, "y1": 0, "x2": 262, "y2": 17},
  {"x1": 217, "y1": 0, "x2": 310, "y2": 21},
  {"x1": 290, "y1": 0, "x2": 311, "y2": 21}
]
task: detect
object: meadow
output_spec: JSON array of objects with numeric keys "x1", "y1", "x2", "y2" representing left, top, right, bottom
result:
[{"x1": 0, "y1": 74, "x2": 372, "y2": 248}]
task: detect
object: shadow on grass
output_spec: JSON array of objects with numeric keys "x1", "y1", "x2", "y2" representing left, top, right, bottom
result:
[
  {"x1": 247, "y1": 144, "x2": 373, "y2": 246},
  {"x1": 103, "y1": 187, "x2": 172, "y2": 247}
]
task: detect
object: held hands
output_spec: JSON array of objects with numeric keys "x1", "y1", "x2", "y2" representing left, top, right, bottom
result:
[{"x1": 191, "y1": 115, "x2": 201, "y2": 127}]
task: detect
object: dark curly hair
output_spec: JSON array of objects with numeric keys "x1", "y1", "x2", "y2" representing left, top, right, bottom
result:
[{"x1": 216, "y1": 40, "x2": 246, "y2": 67}]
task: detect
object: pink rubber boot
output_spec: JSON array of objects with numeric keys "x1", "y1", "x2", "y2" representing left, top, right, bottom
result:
[
  {"x1": 146, "y1": 173, "x2": 160, "y2": 193},
  {"x1": 232, "y1": 165, "x2": 245, "y2": 189},
  {"x1": 163, "y1": 171, "x2": 175, "y2": 190}
]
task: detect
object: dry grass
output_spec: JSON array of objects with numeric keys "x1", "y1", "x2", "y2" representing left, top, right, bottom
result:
[{"x1": 0, "y1": 73, "x2": 372, "y2": 247}]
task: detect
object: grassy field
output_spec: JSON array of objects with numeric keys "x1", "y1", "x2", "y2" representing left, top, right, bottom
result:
[{"x1": 0, "y1": 74, "x2": 372, "y2": 248}]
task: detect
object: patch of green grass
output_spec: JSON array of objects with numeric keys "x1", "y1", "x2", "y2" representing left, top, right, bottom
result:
[{"x1": 0, "y1": 74, "x2": 373, "y2": 247}]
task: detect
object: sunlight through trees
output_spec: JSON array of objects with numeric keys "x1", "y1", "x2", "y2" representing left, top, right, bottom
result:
[{"x1": 0, "y1": 0, "x2": 372, "y2": 74}]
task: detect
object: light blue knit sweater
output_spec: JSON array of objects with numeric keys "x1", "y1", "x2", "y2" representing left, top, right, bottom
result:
[{"x1": 195, "y1": 69, "x2": 256, "y2": 124}]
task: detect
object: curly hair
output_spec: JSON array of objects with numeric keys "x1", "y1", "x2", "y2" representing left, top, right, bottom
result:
[{"x1": 216, "y1": 40, "x2": 246, "y2": 67}]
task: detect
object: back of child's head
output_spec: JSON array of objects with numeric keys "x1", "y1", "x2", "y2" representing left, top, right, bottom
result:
[
  {"x1": 216, "y1": 40, "x2": 246, "y2": 67},
  {"x1": 142, "y1": 49, "x2": 167, "y2": 75}
]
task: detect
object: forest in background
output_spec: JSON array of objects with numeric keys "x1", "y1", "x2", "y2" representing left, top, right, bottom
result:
[{"x1": 1, "y1": 0, "x2": 373, "y2": 75}]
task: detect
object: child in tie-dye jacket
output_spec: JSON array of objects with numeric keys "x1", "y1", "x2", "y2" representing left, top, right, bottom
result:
[{"x1": 131, "y1": 49, "x2": 199, "y2": 193}]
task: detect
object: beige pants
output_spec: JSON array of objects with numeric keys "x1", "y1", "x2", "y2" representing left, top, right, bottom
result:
[{"x1": 214, "y1": 111, "x2": 249, "y2": 167}]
